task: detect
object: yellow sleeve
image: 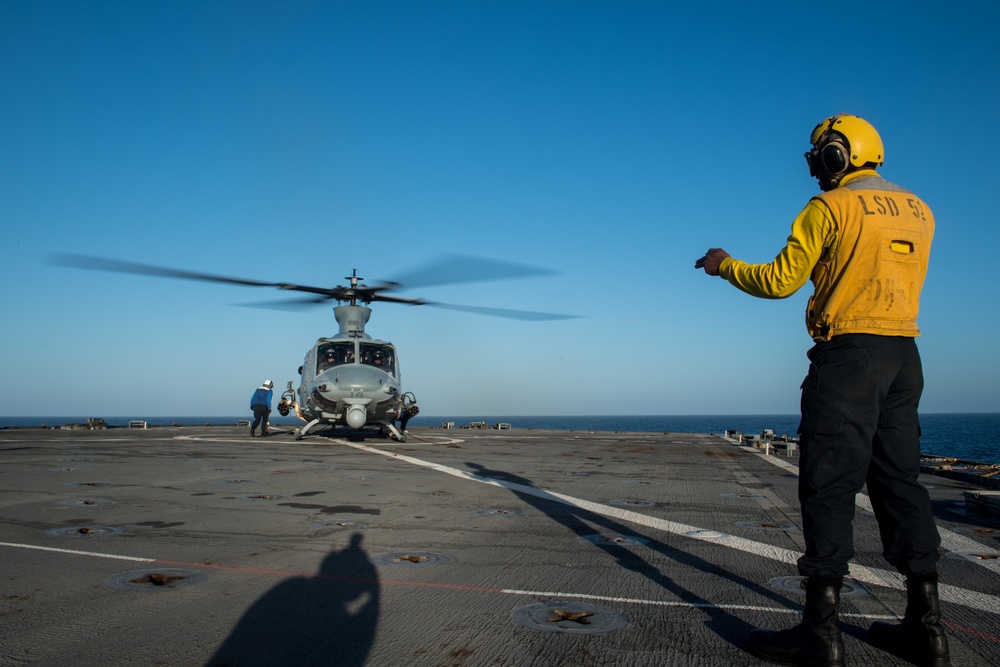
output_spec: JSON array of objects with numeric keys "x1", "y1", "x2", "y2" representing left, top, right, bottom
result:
[{"x1": 718, "y1": 199, "x2": 834, "y2": 299}]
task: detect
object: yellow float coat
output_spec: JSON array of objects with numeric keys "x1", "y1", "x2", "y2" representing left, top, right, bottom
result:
[{"x1": 719, "y1": 170, "x2": 934, "y2": 340}]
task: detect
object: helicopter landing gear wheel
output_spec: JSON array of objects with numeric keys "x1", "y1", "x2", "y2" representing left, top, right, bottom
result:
[{"x1": 294, "y1": 428, "x2": 303, "y2": 441}]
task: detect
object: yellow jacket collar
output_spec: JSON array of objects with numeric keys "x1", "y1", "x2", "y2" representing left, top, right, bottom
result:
[{"x1": 838, "y1": 169, "x2": 880, "y2": 187}]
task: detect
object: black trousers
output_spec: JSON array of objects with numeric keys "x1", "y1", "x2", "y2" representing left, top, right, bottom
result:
[
  {"x1": 797, "y1": 334, "x2": 941, "y2": 578},
  {"x1": 251, "y1": 405, "x2": 270, "y2": 430}
]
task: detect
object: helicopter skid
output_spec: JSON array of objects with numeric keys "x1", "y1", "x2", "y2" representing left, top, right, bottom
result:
[
  {"x1": 293, "y1": 416, "x2": 406, "y2": 442},
  {"x1": 384, "y1": 423, "x2": 406, "y2": 442},
  {"x1": 294, "y1": 418, "x2": 324, "y2": 441}
]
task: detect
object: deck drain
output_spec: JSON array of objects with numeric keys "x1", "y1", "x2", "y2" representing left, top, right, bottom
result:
[
  {"x1": 220, "y1": 478, "x2": 258, "y2": 484},
  {"x1": 416, "y1": 491, "x2": 453, "y2": 497},
  {"x1": 610, "y1": 499, "x2": 655, "y2": 507},
  {"x1": 722, "y1": 493, "x2": 766, "y2": 499},
  {"x1": 202, "y1": 467, "x2": 239, "y2": 472},
  {"x1": 239, "y1": 494, "x2": 286, "y2": 501},
  {"x1": 370, "y1": 552, "x2": 453, "y2": 567},
  {"x1": 950, "y1": 551, "x2": 1000, "y2": 563},
  {"x1": 104, "y1": 568, "x2": 208, "y2": 591},
  {"x1": 66, "y1": 481, "x2": 114, "y2": 487},
  {"x1": 581, "y1": 533, "x2": 649, "y2": 546},
  {"x1": 684, "y1": 529, "x2": 730, "y2": 540},
  {"x1": 475, "y1": 508, "x2": 526, "y2": 517},
  {"x1": 769, "y1": 577, "x2": 869, "y2": 599},
  {"x1": 56, "y1": 498, "x2": 118, "y2": 507},
  {"x1": 310, "y1": 519, "x2": 371, "y2": 529},
  {"x1": 47, "y1": 525, "x2": 123, "y2": 538},
  {"x1": 736, "y1": 521, "x2": 798, "y2": 532},
  {"x1": 511, "y1": 602, "x2": 629, "y2": 635},
  {"x1": 49, "y1": 467, "x2": 93, "y2": 472}
]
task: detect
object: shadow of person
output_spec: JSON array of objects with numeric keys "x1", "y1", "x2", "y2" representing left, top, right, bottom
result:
[
  {"x1": 206, "y1": 533, "x2": 379, "y2": 667},
  {"x1": 465, "y1": 462, "x2": 799, "y2": 651}
]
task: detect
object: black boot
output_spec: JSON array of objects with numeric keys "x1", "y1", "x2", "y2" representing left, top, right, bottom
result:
[
  {"x1": 869, "y1": 577, "x2": 951, "y2": 667},
  {"x1": 748, "y1": 578, "x2": 844, "y2": 667},
  {"x1": 250, "y1": 426, "x2": 256, "y2": 437}
]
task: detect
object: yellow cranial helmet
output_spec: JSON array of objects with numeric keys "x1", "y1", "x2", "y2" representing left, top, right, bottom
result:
[
  {"x1": 809, "y1": 114, "x2": 884, "y2": 168},
  {"x1": 805, "y1": 114, "x2": 884, "y2": 189}
]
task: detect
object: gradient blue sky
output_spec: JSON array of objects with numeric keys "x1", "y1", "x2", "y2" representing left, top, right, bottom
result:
[{"x1": 3, "y1": 1, "x2": 998, "y2": 417}]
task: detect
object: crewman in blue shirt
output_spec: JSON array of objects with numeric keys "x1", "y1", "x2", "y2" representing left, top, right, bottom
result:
[{"x1": 250, "y1": 379, "x2": 274, "y2": 437}]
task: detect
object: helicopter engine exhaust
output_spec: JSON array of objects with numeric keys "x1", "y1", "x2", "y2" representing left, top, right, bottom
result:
[{"x1": 346, "y1": 404, "x2": 367, "y2": 429}]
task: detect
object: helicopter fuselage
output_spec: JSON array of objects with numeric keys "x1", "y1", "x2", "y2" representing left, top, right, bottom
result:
[
  {"x1": 297, "y1": 335, "x2": 402, "y2": 428},
  {"x1": 284, "y1": 305, "x2": 413, "y2": 440}
]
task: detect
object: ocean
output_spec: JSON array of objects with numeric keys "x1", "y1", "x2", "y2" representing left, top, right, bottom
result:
[{"x1": 1, "y1": 413, "x2": 996, "y2": 465}]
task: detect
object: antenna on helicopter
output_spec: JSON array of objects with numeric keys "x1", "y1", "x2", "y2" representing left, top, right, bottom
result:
[{"x1": 344, "y1": 270, "x2": 361, "y2": 306}]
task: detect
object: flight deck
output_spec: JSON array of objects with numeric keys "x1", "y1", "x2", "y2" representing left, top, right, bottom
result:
[{"x1": 1, "y1": 425, "x2": 998, "y2": 666}]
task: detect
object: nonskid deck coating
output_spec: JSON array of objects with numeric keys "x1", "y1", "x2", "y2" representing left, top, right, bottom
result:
[{"x1": 1, "y1": 425, "x2": 998, "y2": 666}]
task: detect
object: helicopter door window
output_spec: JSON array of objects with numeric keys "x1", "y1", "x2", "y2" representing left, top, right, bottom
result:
[
  {"x1": 317, "y1": 342, "x2": 356, "y2": 372},
  {"x1": 360, "y1": 343, "x2": 395, "y2": 376}
]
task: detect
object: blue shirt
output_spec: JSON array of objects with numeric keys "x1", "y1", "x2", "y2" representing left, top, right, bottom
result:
[{"x1": 250, "y1": 387, "x2": 272, "y2": 408}]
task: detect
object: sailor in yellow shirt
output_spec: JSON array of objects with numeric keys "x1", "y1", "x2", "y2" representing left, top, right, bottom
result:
[{"x1": 698, "y1": 115, "x2": 949, "y2": 667}]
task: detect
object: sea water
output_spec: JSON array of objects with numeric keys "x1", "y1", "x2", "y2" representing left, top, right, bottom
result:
[{"x1": 2, "y1": 413, "x2": 996, "y2": 464}]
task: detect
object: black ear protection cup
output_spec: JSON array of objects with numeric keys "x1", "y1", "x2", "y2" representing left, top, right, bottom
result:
[
  {"x1": 804, "y1": 129, "x2": 850, "y2": 185},
  {"x1": 819, "y1": 139, "x2": 849, "y2": 178}
]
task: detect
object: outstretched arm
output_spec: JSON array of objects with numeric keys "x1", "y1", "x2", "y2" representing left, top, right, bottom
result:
[{"x1": 696, "y1": 199, "x2": 834, "y2": 299}]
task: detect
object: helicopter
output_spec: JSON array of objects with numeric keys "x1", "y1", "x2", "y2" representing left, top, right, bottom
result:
[{"x1": 48, "y1": 253, "x2": 575, "y2": 441}]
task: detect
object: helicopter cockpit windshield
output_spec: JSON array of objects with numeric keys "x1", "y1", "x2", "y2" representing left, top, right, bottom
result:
[
  {"x1": 317, "y1": 341, "x2": 356, "y2": 372},
  {"x1": 360, "y1": 342, "x2": 396, "y2": 377}
]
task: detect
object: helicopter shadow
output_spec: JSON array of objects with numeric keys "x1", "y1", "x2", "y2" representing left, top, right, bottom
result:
[
  {"x1": 465, "y1": 462, "x2": 803, "y2": 652},
  {"x1": 205, "y1": 533, "x2": 379, "y2": 667}
]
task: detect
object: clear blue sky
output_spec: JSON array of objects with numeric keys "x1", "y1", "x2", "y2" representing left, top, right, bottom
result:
[{"x1": 2, "y1": 1, "x2": 998, "y2": 417}]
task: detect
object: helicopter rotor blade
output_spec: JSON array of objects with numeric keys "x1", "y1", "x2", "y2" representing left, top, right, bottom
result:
[
  {"x1": 234, "y1": 296, "x2": 337, "y2": 310},
  {"x1": 370, "y1": 293, "x2": 428, "y2": 306},
  {"x1": 381, "y1": 253, "x2": 557, "y2": 290},
  {"x1": 424, "y1": 301, "x2": 579, "y2": 321},
  {"x1": 47, "y1": 253, "x2": 285, "y2": 288},
  {"x1": 46, "y1": 253, "x2": 355, "y2": 299},
  {"x1": 47, "y1": 252, "x2": 580, "y2": 319}
]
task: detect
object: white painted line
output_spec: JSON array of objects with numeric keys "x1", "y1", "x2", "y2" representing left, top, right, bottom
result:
[
  {"x1": 347, "y1": 442, "x2": 1000, "y2": 616},
  {"x1": 499, "y1": 588, "x2": 895, "y2": 620},
  {"x1": 173, "y1": 434, "x2": 466, "y2": 447},
  {"x1": 0, "y1": 541, "x2": 155, "y2": 562},
  {"x1": 0, "y1": 540, "x2": 897, "y2": 621},
  {"x1": 745, "y1": 445, "x2": 1000, "y2": 576}
]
